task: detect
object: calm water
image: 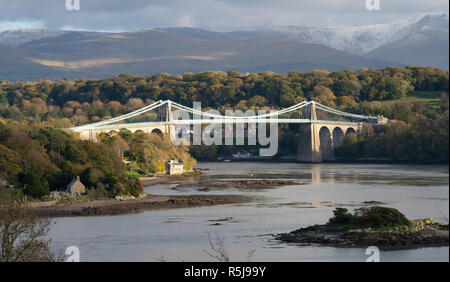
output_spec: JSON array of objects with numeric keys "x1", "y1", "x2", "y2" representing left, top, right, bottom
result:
[{"x1": 49, "y1": 162, "x2": 449, "y2": 262}]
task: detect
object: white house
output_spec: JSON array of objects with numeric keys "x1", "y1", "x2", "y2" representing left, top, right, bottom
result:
[{"x1": 166, "y1": 160, "x2": 184, "y2": 175}]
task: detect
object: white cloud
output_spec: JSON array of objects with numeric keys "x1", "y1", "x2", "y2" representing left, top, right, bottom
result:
[{"x1": 0, "y1": 0, "x2": 447, "y2": 31}]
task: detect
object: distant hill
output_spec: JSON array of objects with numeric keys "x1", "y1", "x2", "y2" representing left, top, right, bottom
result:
[
  {"x1": 0, "y1": 13, "x2": 447, "y2": 81},
  {"x1": 162, "y1": 13, "x2": 448, "y2": 59},
  {"x1": 0, "y1": 43, "x2": 82, "y2": 81},
  {"x1": 0, "y1": 29, "x2": 67, "y2": 46},
  {"x1": 365, "y1": 14, "x2": 449, "y2": 70},
  {"x1": 0, "y1": 30, "x2": 399, "y2": 81}
]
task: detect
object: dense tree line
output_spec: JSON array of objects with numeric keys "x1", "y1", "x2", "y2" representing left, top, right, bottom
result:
[
  {"x1": 0, "y1": 67, "x2": 447, "y2": 127},
  {"x1": 336, "y1": 107, "x2": 449, "y2": 163},
  {"x1": 0, "y1": 122, "x2": 143, "y2": 199},
  {"x1": 336, "y1": 92, "x2": 449, "y2": 163},
  {"x1": 0, "y1": 121, "x2": 197, "y2": 199},
  {"x1": 0, "y1": 66, "x2": 448, "y2": 189}
]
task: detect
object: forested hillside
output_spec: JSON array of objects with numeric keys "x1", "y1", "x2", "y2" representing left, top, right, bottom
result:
[
  {"x1": 0, "y1": 67, "x2": 447, "y2": 128},
  {"x1": 0, "y1": 122, "x2": 195, "y2": 200},
  {"x1": 0, "y1": 123, "x2": 142, "y2": 199},
  {"x1": 0, "y1": 66, "x2": 448, "y2": 200}
]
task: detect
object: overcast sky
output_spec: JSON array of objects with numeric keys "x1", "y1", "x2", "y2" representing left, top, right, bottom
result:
[{"x1": 0, "y1": 0, "x2": 448, "y2": 32}]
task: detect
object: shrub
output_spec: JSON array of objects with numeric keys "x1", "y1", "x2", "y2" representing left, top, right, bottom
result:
[
  {"x1": 328, "y1": 208, "x2": 353, "y2": 224},
  {"x1": 328, "y1": 206, "x2": 410, "y2": 228},
  {"x1": 353, "y1": 206, "x2": 410, "y2": 228},
  {"x1": 19, "y1": 172, "x2": 50, "y2": 198}
]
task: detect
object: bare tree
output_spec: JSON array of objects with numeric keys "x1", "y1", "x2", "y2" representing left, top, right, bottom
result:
[
  {"x1": 203, "y1": 232, "x2": 230, "y2": 262},
  {"x1": 154, "y1": 251, "x2": 167, "y2": 262},
  {"x1": 0, "y1": 201, "x2": 61, "y2": 262},
  {"x1": 247, "y1": 249, "x2": 256, "y2": 262}
]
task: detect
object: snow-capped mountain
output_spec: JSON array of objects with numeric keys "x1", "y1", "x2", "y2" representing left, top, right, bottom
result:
[
  {"x1": 266, "y1": 12, "x2": 448, "y2": 55},
  {"x1": 0, "y1": 12, "x2": 447, "y2": 81},
  {"x1": 0, "y1": 29, "x2": 68, "y2": 46},
  {"x1": 364, "y1": 13, "x2": 449, "y2": 70},
  {"x1": 387, "y1": 13, "x2": 449, "y2": 43},
  {"x1": 2, "y1": 12, "x2": 447, "y2": 54}
]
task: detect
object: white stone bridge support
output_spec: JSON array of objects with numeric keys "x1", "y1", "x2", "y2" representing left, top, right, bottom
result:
[
  {"x1": 77, "y1": 124, "x2": 173, "y2": 141},
  {"x1": 69, "y1": 99, "x2": 375, "y2": 163},
  {"x1": 296, "y1": 103, "x2": 361, "y2": 163}
]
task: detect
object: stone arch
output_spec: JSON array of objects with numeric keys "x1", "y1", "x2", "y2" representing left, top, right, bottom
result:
[
  {"x1": 332, "y1": 127, "x2": 345, "y2": 148},
  {"x1": 151, "y1": 128, "x2": 163, "y2": 136},
  {"x1": 345, "y1": 128, "x2": 356, "y2": 136},
  {"x1": 319, "y1": 126, "x2": 334, "y2": 161}
]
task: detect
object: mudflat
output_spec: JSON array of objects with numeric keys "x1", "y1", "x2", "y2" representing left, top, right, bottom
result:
[{"x1": 29, "y1": 195, "x2": 250, "y2": 217}]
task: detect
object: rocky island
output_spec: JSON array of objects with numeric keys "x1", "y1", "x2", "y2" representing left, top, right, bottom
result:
[{"x1": 276, "y1": 207, "x2": 449, "y2": 250}]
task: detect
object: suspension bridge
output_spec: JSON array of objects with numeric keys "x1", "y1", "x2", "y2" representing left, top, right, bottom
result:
[{"x1": 70, "y1": 100, "x2": 382, "y2": 163}]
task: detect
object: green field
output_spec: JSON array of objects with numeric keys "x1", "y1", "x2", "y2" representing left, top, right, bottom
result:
[
  {"x1": 404, "y1": 90, "x2": 446, "y2": 109},
  {"x1": 372, "y1": 90, "x2": 446, "y2": 109},
  {"x1": 407, "y1": 90, "x2": 445, "y2": 99}
]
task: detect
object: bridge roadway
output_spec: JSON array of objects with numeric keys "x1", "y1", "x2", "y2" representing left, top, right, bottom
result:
[{"x1": 71, "y1": 101, "x2": 374, "y2": 163}]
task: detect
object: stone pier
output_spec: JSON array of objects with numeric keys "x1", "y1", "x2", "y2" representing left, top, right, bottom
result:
[{"x1": 296, "y1": 102, "x2": 360, "y2": 163}]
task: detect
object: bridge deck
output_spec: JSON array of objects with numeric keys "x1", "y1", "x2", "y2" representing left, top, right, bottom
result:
[
  {"x1": 70, "y1": 100, "x2": 377, "y2": 132},
  {"x1": 72, "y1": 119, "x2": 361, "y2": 131}
]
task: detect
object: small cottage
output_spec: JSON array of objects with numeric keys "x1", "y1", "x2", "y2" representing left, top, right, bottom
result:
[
  {"x1": 66, "y1": 176, "x2": 86, "y2": 195},
  {"x1": 166, "y1": 160, "x2": 184, "y2": 175}
]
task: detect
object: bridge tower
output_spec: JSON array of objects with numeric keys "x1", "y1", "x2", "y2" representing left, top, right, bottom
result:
[
  {"x1": 296, "y1": 102, "x2": 324, "y2": 163},
  {"x1": 165, "y1": 100, "x2": 175, "y2": 140}
]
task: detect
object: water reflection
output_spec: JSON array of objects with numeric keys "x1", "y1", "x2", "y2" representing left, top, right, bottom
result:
[
  {"x1": 311, "y1": 165, "x2": 323, "y2": 184},
  {"x1": 49, "y1": 162, "x2": 449, "y2": 262},
  {"x1": 196, "y1": 162, "x2": 449, "y2": 187}
]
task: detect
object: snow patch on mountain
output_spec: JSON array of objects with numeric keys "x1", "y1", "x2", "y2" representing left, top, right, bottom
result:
[
  {"x1": 267, "y1": 13, "x2": 448, "y2": 55},
  {"x1": 0, "y1": 29, "x2": 68, "y2": 46}
]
